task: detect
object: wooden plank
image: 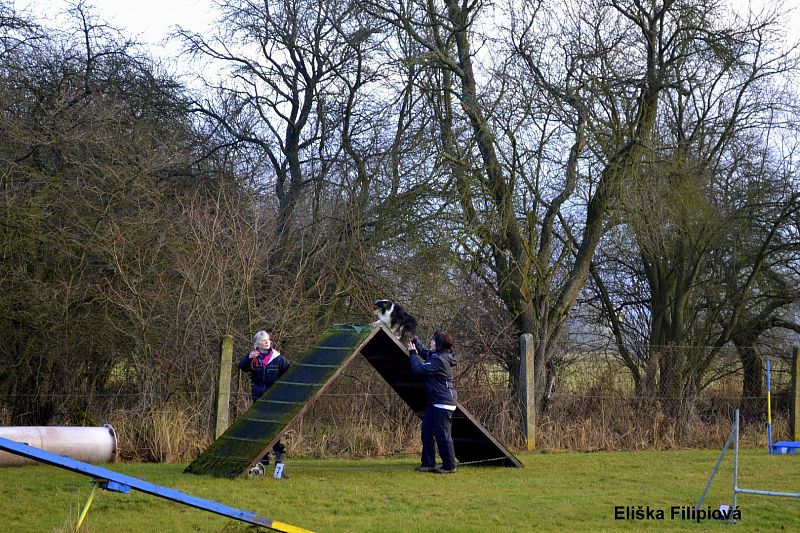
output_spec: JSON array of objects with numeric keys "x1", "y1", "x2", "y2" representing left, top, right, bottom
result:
[{"x1": 215, "y1": 335, "x2": 233, "y2": 439}]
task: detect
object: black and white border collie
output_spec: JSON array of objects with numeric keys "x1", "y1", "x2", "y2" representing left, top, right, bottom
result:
[{"x1": 372, "y1": 299, "x2": 417, "y2": 344}]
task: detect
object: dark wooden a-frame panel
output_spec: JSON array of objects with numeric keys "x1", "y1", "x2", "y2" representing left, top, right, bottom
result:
[
  {"x1": 358, "y1": 330, "x2": 523, "y2": 468},
  {"x1": 185, "y1": 324, "x2": 522, "y2": 478}
]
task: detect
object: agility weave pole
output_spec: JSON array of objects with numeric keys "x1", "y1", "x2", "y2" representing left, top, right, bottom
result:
[
  {"x1": 697, "y1": 409, "x2": 800, "y2": 524},
  {"x1": 0, "y1": 436, "x2": 314, "y2": 533},
  {"x1": 768, "y1": 358, "x2": 773, "y2": 452}
]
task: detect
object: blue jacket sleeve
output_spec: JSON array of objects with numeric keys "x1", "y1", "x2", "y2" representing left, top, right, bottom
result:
[
  {"x1": 238, "y1": 354, "x2": 253, "y2": 372},
  {"x1": 412, "y1": 338, "x2": 434, "y2": 360},
  {"x1": 409, "y1": 350, "x2": 443, "y2": 376}
]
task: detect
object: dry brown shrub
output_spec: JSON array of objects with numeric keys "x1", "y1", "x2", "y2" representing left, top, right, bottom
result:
[
  {"x1": 107, "y1": 402, "x2": 210, "y2": 462},
  {"x1": 536, "y1": 389, "x2": 771, "y2": 452}
]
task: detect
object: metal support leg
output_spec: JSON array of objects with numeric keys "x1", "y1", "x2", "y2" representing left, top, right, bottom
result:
[
  {"x1": 696, "y1": 412, "x2": 737, "y2": 510},
  {"x1": 75, "y1": 480, "x2": 99, "y2": 531}
]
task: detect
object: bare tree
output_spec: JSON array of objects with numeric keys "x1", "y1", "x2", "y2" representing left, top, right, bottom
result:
[
  {"x1": 178, "y1": 0, "x2": 382, "y2": 237},
  {"x1": 361, "y1": 0, "x2": 749, "y2": 409},
  {"x1": 587, "y1": 6, "x2": 800, "y2": 418},
  {"x1": 0, "y1": 2, "x2": 197, "y2": 424}
]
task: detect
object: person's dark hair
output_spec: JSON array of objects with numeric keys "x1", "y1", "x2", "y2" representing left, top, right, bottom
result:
[{"x1": 432, "y1": 331, "x2": 453, "y2": 351}]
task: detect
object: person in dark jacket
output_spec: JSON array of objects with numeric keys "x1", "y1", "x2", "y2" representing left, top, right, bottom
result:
[
  {"x1": 238, "y1": 330, "x2": 291, "y2": 401},
  {"x1": 238, "y1": 330, "x2": 291, "y2": 469},
  {"x1": 407, "y1": 330, "x2": 458, "y2": 474}
]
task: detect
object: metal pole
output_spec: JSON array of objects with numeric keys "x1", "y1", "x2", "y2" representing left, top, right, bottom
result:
[
  {"x1": 696, "y1": 417, "x2": 737, "y2": 510},
  {"x1": 792, "y1": 347, "x2": 800, "y2": 441},
  {"x1": 75, "y1": 480, "x2": 99, "y2": 531},
  {"x1": 733, "y1": 409, "x2": 740, "y2": 522},
  {"x1": 767, "y1": 358, "x2": 773, "y2": 453},
  {"x1": 737, "y1": 488, "x2": 800, "y2": 498}
]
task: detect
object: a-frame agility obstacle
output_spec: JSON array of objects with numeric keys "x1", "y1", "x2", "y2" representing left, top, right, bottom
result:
[{"x1": 185, "y1": 324, "x2": 522, "y2": 478}]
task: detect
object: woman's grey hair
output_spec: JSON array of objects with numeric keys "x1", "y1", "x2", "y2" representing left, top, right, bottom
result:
[{"x1": 252, "y1": 330, "x2": 271, "y2": 349}]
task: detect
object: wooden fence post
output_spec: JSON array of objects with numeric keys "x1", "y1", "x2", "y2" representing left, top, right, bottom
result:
[
  {"x1": 791, "y1": 347, "x2": 800, "y2": 441},
  {"x1": 519, "y1": 333, "x2": 536, "y2": 451},
  {"x1": 215, "y1": 335, "x2": 233, "y2": 439}
]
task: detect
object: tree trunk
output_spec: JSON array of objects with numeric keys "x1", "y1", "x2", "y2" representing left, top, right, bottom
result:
[{"x1": 737, "y1": 344, "x2": 764, "y2": 426}]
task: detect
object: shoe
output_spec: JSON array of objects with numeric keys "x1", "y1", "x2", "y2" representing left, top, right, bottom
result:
[
  {"x1": 433, "y1": 467, "x2": 456, "y2": 474},
  {"x1": 415, "y1": 466, "x2": 436, "y2": 473}
]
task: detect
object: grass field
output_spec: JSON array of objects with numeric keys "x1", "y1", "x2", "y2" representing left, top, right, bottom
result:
[{"x1": 0, "y1": 449, "x2": 798, "y2": 532}]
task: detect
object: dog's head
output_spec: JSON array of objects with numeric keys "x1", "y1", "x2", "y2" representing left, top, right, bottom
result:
[{"x1": 373, "y1": 299, "x2": 394, "y2": 318}]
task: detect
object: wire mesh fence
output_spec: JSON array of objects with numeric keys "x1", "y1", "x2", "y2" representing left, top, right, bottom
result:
[{"x1": 0, "y1": 340, "x2": 796, "y2": 460}]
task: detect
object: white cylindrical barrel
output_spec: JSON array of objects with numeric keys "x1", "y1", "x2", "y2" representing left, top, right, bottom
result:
[{"x1": 0, "y1": 425, "x2": 117, "y2": 466}]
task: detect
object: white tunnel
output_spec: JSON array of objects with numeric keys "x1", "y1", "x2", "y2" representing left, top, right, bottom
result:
[{"x1": 0, "y1": 425, "x2": 117, "y2": 466}]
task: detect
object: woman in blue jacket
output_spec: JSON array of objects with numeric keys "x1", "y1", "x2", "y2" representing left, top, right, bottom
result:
[
  {"x1": 238, "y1": 330, "x2": 291, "y2": 401},
  {"x1": 407, "y1": 331, "x2": 457, "y2": 474},
  {"x1": 238, "y1": 330, "x2": 291, "y2": 470}
]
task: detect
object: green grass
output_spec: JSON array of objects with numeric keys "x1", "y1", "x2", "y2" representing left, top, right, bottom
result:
[{"x1": 1, "y1": 450, "x2": 799, "y2": 532}]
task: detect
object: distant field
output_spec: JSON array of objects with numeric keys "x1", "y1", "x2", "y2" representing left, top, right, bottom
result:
[{"x1": 0, "y1": 450, "x2": 798, "y2": 532}]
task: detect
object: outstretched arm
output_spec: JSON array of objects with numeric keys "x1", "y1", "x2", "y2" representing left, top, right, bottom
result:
[
  {"x1": 412, "y1": 337, "x2": 433, "y2": 360},
  {"x1": 238, "y1": 351, "x2": 258, "y2": 371},
  {"x1": 407, "y1": 342, "x2": 443, "y2": 376}
]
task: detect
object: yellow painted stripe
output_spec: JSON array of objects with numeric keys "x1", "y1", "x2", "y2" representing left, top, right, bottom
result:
[
  {"x1": 76, "y1": 480, "x2": 99, "y2": 530},
  {"x1": 270, "y1": 520, "x2": 316, "y2": 533},
  {"x1": 768, "y1": 390, "x2": 772, "y2": 425}
]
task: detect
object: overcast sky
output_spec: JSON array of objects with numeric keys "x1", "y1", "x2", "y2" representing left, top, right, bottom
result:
[
  {"x1": 12, "y1": 0, "x2": 800, "y2": 70},
  {"x1": 16, "y1": 0, "x2": 800, "y2": 42},
  {"x1": 13, "y1": 0, "x2": 215, "y2": 59}
]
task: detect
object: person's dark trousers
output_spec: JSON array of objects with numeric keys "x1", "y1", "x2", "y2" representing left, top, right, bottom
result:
[
  {"x1": 421, "y1": 405, "x2": 456, "y2": 470},
  {"x1": 258, "y1": 441, "x2": 287, "y2": 465}
]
